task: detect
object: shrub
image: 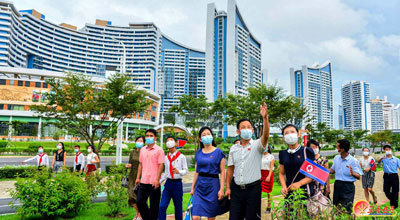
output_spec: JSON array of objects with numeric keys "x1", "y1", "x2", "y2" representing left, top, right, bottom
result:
[
  {"x1": 105, "y1": 164, "x2": 126, "y2": 174},
  {"x1": 105, "y1": 166, "x2": 129, "y2": 217},
  {"x1": 0, "y1": 141, "x2": 7, "y2": 148},
  {"x1": 0, "y1": 165, "x2": 37, "y2": 178},
  {"x1": 10, "y1": 170, "x2": 91, "y2": 218},
  {"x1": 86, "y1": 173, "x2": 104, "y2": 200}
]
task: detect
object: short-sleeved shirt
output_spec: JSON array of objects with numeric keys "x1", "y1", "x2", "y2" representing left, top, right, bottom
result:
[
  {"x1": 359, "y1": 156, "x2": 374, "y2": 171},
  {"x1": 195, "y1": 148, "x2": 225, "y2": 175},
  {"x1": 381, "y1": 156, "x2": 400, "y2": 174},
  {"x1": 228, "y1": 139, "x2": 266, "y2": 185},
  {"x1": 331, "y1": 154, "x2": 363, "y2": 182},
  {"x1": 139, "y1": 144, "x2": 165, "y2": 184},
  {"x1": 261, "y1": 153, "x2": 275, "y2": 171},
  {"x1": 279, "y1": 146, "x2": 315, "y2": 193}
]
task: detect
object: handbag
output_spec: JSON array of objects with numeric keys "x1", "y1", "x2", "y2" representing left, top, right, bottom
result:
[
  {"x1": 184, "y1": 196, "x2": 193, "y2": 220},
  {"x1": 218, "y1": 196, "x2": 230, "y2": 215},
  {"x1": 121, "y1": 169, "x2": 129, "y2": 188},
  {"x1": 302, "y1": 147, "x2": 331, "y2": 215}
]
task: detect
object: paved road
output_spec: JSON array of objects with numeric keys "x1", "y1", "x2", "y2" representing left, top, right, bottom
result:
[{"x1": 0, "y1": 183, "x2": 192, "y2": 215}]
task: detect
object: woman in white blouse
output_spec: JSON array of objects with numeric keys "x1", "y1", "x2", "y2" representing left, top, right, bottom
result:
[
  {"x1": 261, "y1": 146, "x2": 275, "y2": 214},
  {"x1": 84, "y1": 145, "x2": 99, "y2": 176}
]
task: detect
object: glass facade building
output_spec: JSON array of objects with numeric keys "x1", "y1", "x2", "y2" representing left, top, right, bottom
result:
[
  {"x1": 0, "y1": 1, "x2": 205, "y2": 112},
  {"x1": 205, "y1": 0, "x2": 262, "y2": 101},
  {"x1": 290, "y1": 61, "x2": 334, "y2": 128}
]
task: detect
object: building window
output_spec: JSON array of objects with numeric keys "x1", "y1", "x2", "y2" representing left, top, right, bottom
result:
[
  {"x1": 0, "y1": 79, "x2": 5, "y2": 85},
  {"x1": 43, "y1": 82, "x2": 48, "y2": 88},
  {"x1": 35, "y1": 82, "x2": 41, "y2": 88},
  {"x1": 25, "y1": 81, "x2": 30, "y2": 87},
  {"x1": 0, "y1": 104, "x2": 3, "y2": 109},
  {"x1": 18, "y1": 81, "x2": 23, "y2": 86},
  {"x1": 7, "y1": 105, "x2": 25, "y2": 111}
]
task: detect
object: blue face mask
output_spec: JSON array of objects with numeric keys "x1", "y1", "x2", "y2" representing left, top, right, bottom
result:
[
  {"x1": 136, "y1": 142, "x2": 144, "y2": 148},
  {"x1": 264, "y1": 148, "x2": 269, "y2": 153},
  {"x1": 145, "y1": 137, "x2": 154, "y2": 145},
  {"x1": 38, "y1": 149, "x2": 43, "y2": 153},
  {"x1": 74, "y1": 149, "x2": 79, "y2": 153},
  {"x1": 240, "y1": 129, "x2": 253, "y2": 140},
  {"x1": 201, "y1": 135, "x2": 213, "y2": 145}
]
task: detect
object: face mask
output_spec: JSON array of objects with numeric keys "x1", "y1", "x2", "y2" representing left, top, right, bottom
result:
[
  {"x1": 363, "y1": 151, "x2": 369, "y2": 156},
  {"x1": 38, "y1": 149, "x2": 43, "y2": 153},
  {"x1": 201, "y1": 135, "x2": 213, "y2": 145},
  {"x1": 74, "y1": 149, "x2": 79, "y2": 153},
  {"x1": 57, "y1": 145, "x2": 62, "y2": 150},
  {"x1": 386, "y1": 150, "x2": 392, "y2": 156},
  {"x1": 88, "y1": 148, "x2": 92, "y2": 153},
  {"x1": 264, "y1": 148, "x2": 269, "y2": 153},
  {"x1": 313, "y1": 148, "x2": 319, "y2": 155},
  {"x1": 240, "y1": 129, "x2": 253, "y2": 140},
  {"x1": 146, "y1": 137, "x2": 154, "y2": 145},
  {"x1": 166, "y1": 140, "x2": 176, "y2": 149},
  {"x1": 136, "y1": 142, "x2": 144, "y2": 148},
  {"x1": 284, "y1": 133, "x2": 298, "y2": 145}
]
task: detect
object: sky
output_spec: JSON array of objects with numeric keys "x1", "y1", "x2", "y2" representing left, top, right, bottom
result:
[{"x1": 13, "y1": 0, "x2": 400, "y2": 127}]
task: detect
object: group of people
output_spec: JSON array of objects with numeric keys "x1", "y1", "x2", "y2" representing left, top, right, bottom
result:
[
  {"x1": 19, "y1": 101, "x2": 400, "y2": 219},
  {"x1": 21, "y1": 142, "x2": 100, "y2": 176}
]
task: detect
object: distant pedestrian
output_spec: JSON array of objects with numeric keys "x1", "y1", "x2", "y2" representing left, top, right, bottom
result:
[
  {"x1": 51, "y1": 142, "x2": 66, "y2": 173},
  {"x1": 377, "y1": 145, "x2": 400, "y2": 208},
  {"x1": 330, "y1": 139, "x2": 362, "y2": 213},
  {"x1": 85, "y1": 145, "x2": 99, "y2": 176},
  {"x1": 21, "y1": 146, "x2": 49, "y2": 170},
  {"x1": 261, "y1": 146, "x2": 274, "y2": 214},
  {"x1": 126, "y1": 136, "x2": 144, "y2": 220},
  {"x1": 73, "y1": 145, "x2": 85, "y2": 173},
  {"x1": 359, "y1": 147, "x2": 377, "y2": 204},
  {"x1": 159, "y1": 136, "x2": 188, "y2": 220}
]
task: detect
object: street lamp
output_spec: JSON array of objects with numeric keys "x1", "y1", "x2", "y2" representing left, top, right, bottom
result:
[{"x1": 103, "y1": 33, "x2": 126, "y2": 165}]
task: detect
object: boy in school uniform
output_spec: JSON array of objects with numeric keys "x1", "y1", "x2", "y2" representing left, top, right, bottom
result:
[
  {"x1": 22, "y1": 146, "x2": 49, "y2": 170},
  {"x1": 73, "y1": 145, "x2": 85, "y2": 173}
]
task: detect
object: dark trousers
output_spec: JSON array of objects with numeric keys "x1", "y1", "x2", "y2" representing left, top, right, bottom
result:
[
  {"x1": 75, "y1": 164, "x2": 81, "y2": 171},
  {"x1": 137, "y1": 183, "x2": 161, "y2": 220},
  {"x1": 333, "y1": 180, "x2": 355, "y2": 213},
  {"x1": 159, "y1": 179, "x2": 183, "y2": 220},
  {"x1": 383, "y1": 173, "x2": 399, "y2": 208},
  {"x1": 229, "y1": 180, "x2": 261, "y2": 220}
]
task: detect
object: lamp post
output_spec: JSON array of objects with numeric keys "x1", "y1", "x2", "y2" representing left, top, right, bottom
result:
[
  {"x1": 106, "y1": 34, "x2": 126, "y2": 165},
  {"x1": 160, "y1": 112, "x2": 164, "y2": 149}
]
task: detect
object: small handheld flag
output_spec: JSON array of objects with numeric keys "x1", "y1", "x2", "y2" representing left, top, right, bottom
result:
[
  {"x1": 299, "y1": 158, "x2": 330, "y2": 185},
  {"x1": 370, "y1": 158, "x2": 377, "y2": 172},
  {"x1": 177, "y1": 138, "x2": 187, "y2": 149}
]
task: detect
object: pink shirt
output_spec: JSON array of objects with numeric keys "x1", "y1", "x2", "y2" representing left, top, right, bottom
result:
[{"x1": 139, "y1": 144, "x2": 165, "y2": 184}]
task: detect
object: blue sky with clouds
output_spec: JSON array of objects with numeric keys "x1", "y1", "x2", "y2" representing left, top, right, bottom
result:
[{"x1": 13, "y1": 0, "x2": 400, "y2": 126}]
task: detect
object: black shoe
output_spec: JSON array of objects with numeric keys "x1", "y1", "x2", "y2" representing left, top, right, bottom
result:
[{"x1": 265, "y1": 208, "x2": 271, "y2": 214}]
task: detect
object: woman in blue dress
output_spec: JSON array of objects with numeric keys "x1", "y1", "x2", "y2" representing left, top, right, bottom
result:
[{"x1": 190, "y1": 126, "x2": 226, "y2": 220}]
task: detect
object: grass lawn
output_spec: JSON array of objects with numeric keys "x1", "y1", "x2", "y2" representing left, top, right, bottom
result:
[{"x1": 0, "y1": 193, "x2": 192, "y2": 220}]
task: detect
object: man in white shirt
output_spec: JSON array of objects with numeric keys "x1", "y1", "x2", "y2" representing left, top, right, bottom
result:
[
  {"x1": 225, "y1": 102, "x2": 269, "y2": 220},
  {"x1": 21, "y1": 146, "x2": 49, "y2": 170},
  {"x1": 73, "y1": 145, "x2": 85, "y2": 173},
  {"x1": 158, "y1": 136, "x2": 188, "y2": 220}
]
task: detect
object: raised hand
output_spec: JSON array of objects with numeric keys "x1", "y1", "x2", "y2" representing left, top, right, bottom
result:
[{"x1": 260, "y1": 102, "x2": 268, "y2": 119}]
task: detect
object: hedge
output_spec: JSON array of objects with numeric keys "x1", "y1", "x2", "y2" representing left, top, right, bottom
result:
[
  {"x1": 0, "y1": 141, "x2": 7, "y2": 148},
  {"x1": 0, "y1": 166, "x2": 75, "y2": 179}
]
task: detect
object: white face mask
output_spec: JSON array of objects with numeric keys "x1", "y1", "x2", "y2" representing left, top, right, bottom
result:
[
  {"x1": 284, "y1": 133, "x2": 298, "y2": 145},
  {"x1": 166, "y1": 140, "x2": 176, "y2": 149},
  {"x1": 57, "y1": 145, "x2": 62, "y2": 150},
  {"x1": 313, "y1": 148, "x2": 319, "y2": 155},
  {"x1": 363, "y1": 151, "x2": 369, "y2": 156},
  {"x1": 386, "y1": 150, "x2": 392, "y2": 156}
]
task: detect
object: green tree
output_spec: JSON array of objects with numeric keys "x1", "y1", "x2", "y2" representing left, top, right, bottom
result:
[
  {"x1": 392, "y1": 133, "x2": 400, "y2": 149},
  {"x1": 352, "y1": 129, "x2": 369, "y2": 153},
  {"x1": 31, "y1": 72, "x2": 150, "y2": 155},
  {"x1": 168, "y1": 94, "x2": 210, "y2": 148},
  {"x1": 6, "y1": 120, "x2": 28, "y2": 142},
  {"x1": 213, "y1": 84, "x2": 310, "y2": 138},
  {"x1": 314, "y1": 122, "x2": 328, "y2": 146}
]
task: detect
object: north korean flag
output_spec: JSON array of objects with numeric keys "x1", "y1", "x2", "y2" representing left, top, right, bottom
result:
[
  {"x1": 176, "y1": 138, "x2": 187, "y2": 149},
  {"x1": 299, "y1": 158, "x2": 330, "y2": 185},
  {"x1": 370, "y1": 158, "x2": 377, "y2": 171}
]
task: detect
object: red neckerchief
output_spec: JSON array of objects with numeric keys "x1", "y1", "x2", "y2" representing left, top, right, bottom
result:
[
  {"x1": 38, "y1": 153, "x2": 45, "y2": 165},
  {"x1": 75, "y1": 152, "x2": 81, "y2": 163},
  {"x1": 167, "y1": 151, "x2": 181, "y2": 179}
]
